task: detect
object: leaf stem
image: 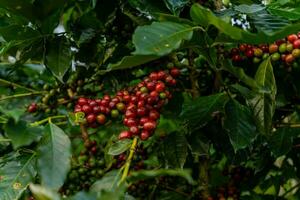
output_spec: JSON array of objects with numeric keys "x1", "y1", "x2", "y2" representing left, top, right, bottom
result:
[
  {"x1": 0, "y1": 91, "x2": 45, "y2": 101},
  {"x1": 0, "y1": 78, "x2": 37, "y2": 92},
  {"x1": 30, "y1": 115, "x2": 67, "y2": 126},
  {"x1": 118, "y1": 137, "x2": 138, "y2": 185}
]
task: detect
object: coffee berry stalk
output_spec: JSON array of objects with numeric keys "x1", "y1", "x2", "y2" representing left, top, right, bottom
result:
[{"x1": 74, "y1": 68, "x2": 181, "y2": 141}]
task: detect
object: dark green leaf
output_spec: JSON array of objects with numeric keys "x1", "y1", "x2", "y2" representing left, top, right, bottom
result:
[
  {"x1": 45, "y1": 36, "x2": 72, "y2": 82},
  {"x1": 133, "y1": 21, "x2": 194, "y2": 56},
  {"x1": 222, "y1": 59, "x2": 258, "y2": 89},
  {"x1": 224, "y1": 99, "x2": 257, "y2": 151},
  {"x1": 37, "y1": 123, "x2": 71, "y2": 190},
  {"x1": 161, "y1": 132, "x2": 188, "y2": 169},
  {"x1": 128, "y1": 169, "x2": 194, "y2": 184},
  {"x1": 128, "y1": 0, "x2": 169, "y2": 16},
  {"x1": 268, "y1": 127, "x2": 296, "y2": 157},
  {"x1": 0, "y1": 25, "x2": 40, "y2": 42},
  {"x1": 163, "y1": 0, "x2": 189, "y2": 16},
  {"x1": 190, "y1": 4, "x2": 300, "y2": 44},
  {"x1": 180, "y1": 93, "x2": 229, "y2": 130},
  {"x1": 4, "y1": 120, "x2": 43, "y2": 149},
  {"x1": 0, "y1": 0, "x2": 36, "y2": 21},
  {"x1": 0, "y1": 152, "x2": 36, "y2": 200},
  {"x1": 30, "y1": 184, "x2": 60, "y2": 200},
  {"x1": 249, "y1": 58, "x2": 276, "y2": 135},
  {"x1": 107, "y1": 55, "x2": 159, "y2": 71},
  {"x1": 107, "y1": 139, "x2": 132, "y2": 156}
]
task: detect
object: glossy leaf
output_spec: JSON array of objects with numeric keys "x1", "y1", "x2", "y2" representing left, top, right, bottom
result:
[
  {"x1": 128, "y1": 169, "x2": 194, "y2": 184},
  {"x1": 161, "y1": 132, "x2": 188, "y2": 169},
  {"x1": 37, "y1": 123, "x2": 71, "y2": 190},
  {"x1": 107, "y1": 55, "x2": 159, "y2": 71},
  {"x1": 4, "y1": 121, "x2": 43, "y2": 149},
  {"x1": 0, "y1": 25, "x2": 40, "y2": 42},
  {"x1": 249, "y1": 58, "x2": 276, "y2": 135},
  {"x1": 45, "y1": 36, "x2": 72, "y2": 82},
  {"x1": 180, "y1": 93, "x2": 229, "y2": 130},
  {"x1": 190, "y1": 4, "x2": 300, "y2": 44},
  {"x1": 0, "y1": 152, "x2": 36, "y2": 200},
  {"x1": 133, "y1": 21, "x2": 194, "y2": 56},
  {"x1": 30, "y1": 184, "x2": 60, "y2": 200},
  {"x1": 107, "y1": 139, "x2": 132, "y2": 155},
  {"x1": 224, "y1": 99, "x2": 257, "y2": 151}
]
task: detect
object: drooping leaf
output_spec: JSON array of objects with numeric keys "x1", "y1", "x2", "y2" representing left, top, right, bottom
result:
[
  {"x1": 45, "y1": 36, "x2": 72, "y2": 82},
  {"x1": 29, "y1": 184, "x2": 60, "y2": 200},
  {"x1": 37, "y1": 123, "x2": 71, "y2": 190},
  {"x1": 128, "y1": 169, "x2": 194, "y2": 184},
  {"x1": 4, "y1": 120, "x2": 43, "y2": 149},
  {"x1": 190, "y1": 4, "x2": 300, "y2": 44},
  {"x1": 249, "y1": 58, "x2": 276, "y2": 135},
  {"x1": 133, "y1": 21, "x2": 194, "y2": 56},
  {"x1": 161, "y1": 132, "x2": 188, "y2": 169},
  {"x1": 0, "y1": 152, "x2": 36, "y2": 200},
  {"x1": 268, "y1": 127, "x2": 296, "y2": 157},
  {"x1": 180, "y1": 93, "x2": 229, "y2": 130},
  {"x1": 90, "y1": 170, "x2": 121, "y2": 192},
  {"x1": 224, "y1": 99, "x2": 257, "y2": 151},
  {"x1": 107, "y1": 55, "x2": 159, "y2": 71},
  {"x1": 108, "y1": 139, "x2": 132, "y2": 156}
]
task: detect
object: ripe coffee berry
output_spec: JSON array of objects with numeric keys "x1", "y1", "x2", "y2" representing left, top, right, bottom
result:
[
  {"x1": 27, "y1": 103, "x2": 37, "y2": 113},
  {"x1": 119, "y1": 131, "x2": 131, "y2": 140}
]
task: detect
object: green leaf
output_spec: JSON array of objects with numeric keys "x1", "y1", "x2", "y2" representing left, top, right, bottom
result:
[
  {"x1": 224, "y1": 99, "x2": 257, "y2": 151},
  {"x1": 4, "y1": 120, "x2": 43, "y2": 149},
  {"x1": 180, "y1": 93, "x2": 229, "y2": 130},
  {"x1": 161, "y1": 132, "x2": 188, "y2": 169},
  {"x1": 90, "y1": 170, "x2": 121, "y2": 192},
  {"x1": 128, "y1": 0, "x2": 169, "y2": 16},
  {"x1": 0, "y1": 152, "x2": 36, "y2": 200},
  {"x1": 37, "y1": 123, "x2": 71, "y2": 190},
  {"x1": 133, "y1": 21, "x2": 194, "y2": 56},
  {"x1": 68, "y1": 191, "x2": 97, "y2": 200},
  {"x1": 249, "y1": 58, "x2": 276, "y2": 135},
  {"x1": 128, "y1": 169, "x2": 194, "y2": 184},
  {"x1": 29, "y1": 184, "x2": 60, "y2": 200},
  {"x1": 107, "y1": 55, "x2": 159, "y2": 71},
  {"x1": 222, "y1": 59, "x2": 258, "y2": 89},
  {"x1": 0, "y1": 0, "x2": 36, "y2": 21},
  {"x1": 107, "y1": 139, "x2": 132, "y2": 156},
  {"x1": 45, "y1": 36, "x2": 72, "y2": 82},
  {"x1": 267, "y1": 6, "x2": 300, "y2": 20},
  {"x1": 268, "y1": 127, "x2": 295, "y2": 157},
  {"x1": 163, "y1": 0, "x2": 189, "y2": 16},
  {"x1": 0, "y1": 25, "x2": 40, "y2": 42},
  {"x1": 190, "y1": 4, "x2": 300, "y2": 44}
]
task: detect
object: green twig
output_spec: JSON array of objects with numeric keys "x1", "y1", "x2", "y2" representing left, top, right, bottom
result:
[
  {"x1": 118, "y1": 137, "x2": 138, "y2": 186},
  {"x1": 0, "y1": 91, "x2": 45, "y2": 101},
  {"x1": 0, "y1": 138, "x2": 11, "y2": 142},
  {"x1": 0, "y1": 78, "x2": 37, "y2": 92},
  {"x1": 30, "y1": 115, "x2": 67, "y2": 126}
]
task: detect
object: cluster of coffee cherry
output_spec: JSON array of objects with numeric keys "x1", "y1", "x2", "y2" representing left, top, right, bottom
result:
[
  {"x1": 229, "y1": 32, "x2": 300, "y2": 66},
  {"x1": 60, "y1": 140, "x2": 106, "y2": 195},
  {"x1": 74, "y1": 68, "x2": 180, "y2": 141}
]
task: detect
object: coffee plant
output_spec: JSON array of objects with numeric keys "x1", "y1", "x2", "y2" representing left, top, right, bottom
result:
[{"x1": 1, "y1": 0, "x2": 300, "y2": 199}]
